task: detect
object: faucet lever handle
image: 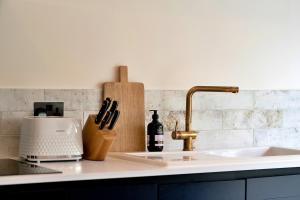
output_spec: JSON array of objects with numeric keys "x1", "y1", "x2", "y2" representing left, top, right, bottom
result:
[{"x1": 175, "y1": 121, "x2": 178, "y2": 132}]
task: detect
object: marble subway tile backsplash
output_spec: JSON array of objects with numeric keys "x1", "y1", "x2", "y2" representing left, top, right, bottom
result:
[
  {"x1": 44, "y1": 89, "x2": 85, "y2": 111},
  {"x1": 0, "y1": 135, "x2": 19, "y2": 157},
  {"x1": 194, "y1": 130, "x2": 254, "y2": 151},
  {"x1": 0, "y1": 89, "x2": 44, "y2": 111},
  {"x1": 254, "y1": 128, "x2": 300, "y2": 148},
  {"x1": 254, "y1": 91, "x2": 300, "y2": 109},
  {"x1": 1, "y1": 89, "x2": 300, "y2": 156},
  {"x1": 193, "y1": 91, "x2": 254, "y2": 110}
]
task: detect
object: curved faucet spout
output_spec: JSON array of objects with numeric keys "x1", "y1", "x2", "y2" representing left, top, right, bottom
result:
[
  {"x1": 185, "y1": 86, "x2": 239, "y2": 132},
  {"x1": 172, "y1": 86, "x2": 239, "y2": 151}
]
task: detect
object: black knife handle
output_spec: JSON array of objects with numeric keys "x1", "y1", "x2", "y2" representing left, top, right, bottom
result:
[
  {"x1": 108, "y1": 110, "x2": 120, "y2": 130},
  {"x1": 99, "y1": 111, "x2": 111, "y2": 130},
  {"x1": 106, "y1": 101, "x2": 118, "y2": 124},
  {"x1": 95, "y1": 100, "x2": 108, "y2": 124},
  {"x1": 106, "y1": 97, "x2": 112, "y2": 102},
  {"x1": 106, "y1": 97, "x2": 112, "y2": 108}
]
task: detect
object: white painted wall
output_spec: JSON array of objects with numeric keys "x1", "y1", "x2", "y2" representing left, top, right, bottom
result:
[{"x1": 0, "y1": 0, "x2": 300, "y2": 90}]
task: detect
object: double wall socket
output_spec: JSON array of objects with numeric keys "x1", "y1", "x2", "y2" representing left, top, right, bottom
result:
[{"x1": 34, "y1": 102, "x2": 64, "y2": 117}]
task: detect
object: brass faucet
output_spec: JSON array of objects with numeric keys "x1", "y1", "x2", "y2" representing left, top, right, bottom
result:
[{"x1": 172, "y1": 86, "x2": 239, "y2": 151}]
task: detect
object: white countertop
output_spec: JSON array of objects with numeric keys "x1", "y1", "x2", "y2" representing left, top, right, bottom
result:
[{"x1": 2, "y1": 149, "x2": 300, "y2": 186}]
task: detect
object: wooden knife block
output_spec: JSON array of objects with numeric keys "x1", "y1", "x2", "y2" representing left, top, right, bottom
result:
[{"x1": 82, "y1": 115, "x2": 117, "y2": 161}]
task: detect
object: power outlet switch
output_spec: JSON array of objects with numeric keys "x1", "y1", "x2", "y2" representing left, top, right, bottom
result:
[{"x1": 34, "y1": 102, "x2": 64, "y2": 117}]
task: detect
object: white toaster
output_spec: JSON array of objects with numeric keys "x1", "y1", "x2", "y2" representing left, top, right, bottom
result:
[{"x1": 19, "y1": 117, "x2": 83, "y2": 162}]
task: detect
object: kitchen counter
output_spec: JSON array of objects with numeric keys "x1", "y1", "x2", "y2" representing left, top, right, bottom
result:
[
  {"x1": 2, "y1": 151, "x2": 300, "y2": 200},
  {"x1": 2, "y1": 150, "x2": 300, "y2": 186}
]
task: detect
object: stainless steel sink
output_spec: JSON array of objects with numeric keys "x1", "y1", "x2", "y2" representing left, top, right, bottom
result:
[{"x1": 202, "y1": 147, "x2": 300, "y2": 158}]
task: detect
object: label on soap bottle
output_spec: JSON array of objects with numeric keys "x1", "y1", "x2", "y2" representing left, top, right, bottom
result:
[{"x1": 155, "y1": 135, "x2": 164, "y2": 146}]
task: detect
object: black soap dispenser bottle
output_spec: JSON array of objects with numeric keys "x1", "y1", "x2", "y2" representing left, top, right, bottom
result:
[{"x1": 147, "y1": 110, "x2": 164, "y2": 152}]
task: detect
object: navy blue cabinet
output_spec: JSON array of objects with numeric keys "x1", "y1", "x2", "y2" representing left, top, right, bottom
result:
[
  {"x1": 69, "y1": 183, "x2": 157, "y2": 200},
  {"x1": 159, "y1": 180, "x2": 245, "y2": 200},
  {"x1": 247, "y1": 175, "x2": 300, "y2": 200},
  {"x1": 4, "y1": 169, "x2": 300, "y2": 200},
  {"x1": 3, "y1": 189, "x2": 68, "y2": 199}
]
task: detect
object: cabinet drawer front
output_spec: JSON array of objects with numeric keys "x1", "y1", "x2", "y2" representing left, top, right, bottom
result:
[
  {"x1": 247, "y1": 175, "x2": 300, "y2": 200},
  {"x1": 69, "y1": 183, "x2": 157, "y2": 200},
  {"x1": 4, "y1": 190, "x2": 68, "y2": 200},
  {"x1": 159, "y1": 180, "x2": 245, "y2": 200}
]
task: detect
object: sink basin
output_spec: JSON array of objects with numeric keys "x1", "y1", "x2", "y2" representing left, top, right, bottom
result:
[
  {"x1": 111, "y1": 147, "x2": 300, "y2": 168},
  {"x1": 203, "y1": 147, "x2": 300, "y2": 158},
  {"x1": 111, "y1": 151, "x2": 226, "y2": 167}
]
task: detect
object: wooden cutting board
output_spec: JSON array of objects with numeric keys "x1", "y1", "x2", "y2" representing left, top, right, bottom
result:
[{"x1": 103, "y1": 66, "x2": 145, "y2": 152}]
